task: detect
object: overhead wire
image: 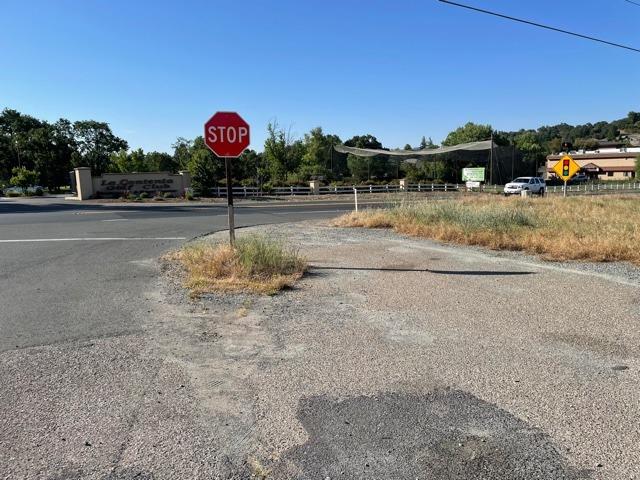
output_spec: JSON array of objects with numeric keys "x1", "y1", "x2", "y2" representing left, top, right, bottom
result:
[{"x1": 438, "y1": 0, "x2": 640, "y2": 54}]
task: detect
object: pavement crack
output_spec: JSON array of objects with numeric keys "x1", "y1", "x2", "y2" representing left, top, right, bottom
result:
[{"x1": 0, "y1": 330, "x2": 145, "y2": 354}]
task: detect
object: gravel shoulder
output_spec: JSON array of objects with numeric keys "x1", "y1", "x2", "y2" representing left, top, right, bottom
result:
[{"x1": 156, "y1": 221, "x2": 640, "y2": 479}]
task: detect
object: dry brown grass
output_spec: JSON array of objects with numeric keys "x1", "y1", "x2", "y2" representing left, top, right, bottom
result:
[
  {"x1": 167, "y1": 235, "x2": 307, "y2": 295},
  {"x1": 334, "y1": 195, "x2": 640, "y2": 264}
]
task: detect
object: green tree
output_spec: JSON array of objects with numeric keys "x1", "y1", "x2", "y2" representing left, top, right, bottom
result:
[
  {"x1": 172, "y1": 137, "x2": 193, "y2": 170},
  {"x1": 234, "y1": 149, "x2": 263, "y2": 186},
  {"x1": 346, "y1": 154, "x2": 370, "y2": 182},
  {"x1": 0, "y1": 109, "x2": 45, "y2": 177},
  {"x1": 420, "y1": 136, "x2": 438, "y2": 149},
  {"x1": 514, "y1": 131, "x2": 543, "y2": 156},
  {"x1": 344, "y1": 134, "x2": 382, "y2": 149},
  {"x1": 49, "y1": 119, "x2": 77, "y2": 190},
  {"x1": 109, "y1": 148, "x2": 149, "y2": 173},
  {"x1": 574, "y1": 138, "x2": 599, "y2": 151},
  {"x1": 514, "y1": 131, "x2": 545, "y2": 177},
  {"x1": 188, "y1": 148, "x2": 221, "y2": 196},
  {"x1": 10, "y1": 166, "x2": 38, "y2": 191},
  {"x1": 0, "y1": 111, "x2": 77, "y2": 190},
  {"x1": 403, "y1": 144, "x2": 412, "y2": 151},
  {"x1": 298, "y1": 127, "x2": 339, "y2": 180},
  {"x1": 29, "y1": 125, "x2": 56, "y2": 189},
  {"x1": 547, "y1": 138, "x2": 562, "y2": 154},
  {"x1": 264, "y1": 122, "x2": 289, "y2": 185},
  {"x1": 635, "y1": 155, "x2": 640, "y2": 179},
  {"x1": 184, "y1": 136, "x2": 225, "y2": 196},
  {"x1": 344, "y1": 135, "x2": 390, "y2": 180},
  {"x1": 146, "y1": 151, "x2": 176, "y2": 172},
  {"x1": 287, "y1": 139, "x2": 307, "y2": 181},
  {"x1": 442, "y1": 122, "x2": 493, "y2": 146},
  {"x1": 72, "y1": 121, "x2": 128, "y2": 175}
]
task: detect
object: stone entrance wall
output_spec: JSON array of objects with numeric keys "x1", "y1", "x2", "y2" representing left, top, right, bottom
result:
[{"x1": 70, "y1": 168, "x2": 191, "y2": 200}]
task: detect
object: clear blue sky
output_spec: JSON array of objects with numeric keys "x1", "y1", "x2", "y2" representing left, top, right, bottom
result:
[{"x1": 1, "y1": 0, "x2": 639, "y2": 152}]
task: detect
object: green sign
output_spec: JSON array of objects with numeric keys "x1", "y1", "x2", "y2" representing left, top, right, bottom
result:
[{"x1": 462, "y1": 167, "x2": 485, "y2": 182}]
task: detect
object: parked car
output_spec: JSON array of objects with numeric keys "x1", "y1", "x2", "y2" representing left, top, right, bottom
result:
[
  {"x1": 503, "y1": 177, "x2": 546, "y2": 196},
  {"x1": 569, "y1": 173, "x2": 588, "y2": 183},
  {"x1": 3, "y1": 186, "x2": 24, "y2": 196}
]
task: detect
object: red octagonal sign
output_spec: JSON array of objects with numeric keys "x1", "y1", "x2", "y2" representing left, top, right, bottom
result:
[{"x1": 204, "y1": 111, "x2": 250, "y2": 158}]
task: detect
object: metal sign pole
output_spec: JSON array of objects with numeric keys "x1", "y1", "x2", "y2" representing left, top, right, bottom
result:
[
  {"x1": 563, "y1": 180, "x2": 567, "y2": 198},
  {"x1": 225, "y1": 157, "x2": 236, "y2": 246}
]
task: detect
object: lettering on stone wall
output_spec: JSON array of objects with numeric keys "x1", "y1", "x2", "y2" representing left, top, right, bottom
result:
[{"x1": 97, "y1": 177, "x2": 178, "y2": 194}]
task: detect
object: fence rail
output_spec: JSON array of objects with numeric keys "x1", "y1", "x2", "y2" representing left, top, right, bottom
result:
[
  {"x1": 206, "y1": 181, "x2": 640, "y2": 198},
  {"x1": 546, "y1": 182, "x2": 640, "y2": 195}
]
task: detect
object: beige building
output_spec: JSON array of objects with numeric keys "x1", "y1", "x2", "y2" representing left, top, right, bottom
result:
[{"x1": 546, "y1": 147, "x2": 639, "y2": 181}]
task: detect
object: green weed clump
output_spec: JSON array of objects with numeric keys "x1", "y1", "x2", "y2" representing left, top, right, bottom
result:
[{"x1": 393, "y1": 201, "x2": 536, "y2": 232}]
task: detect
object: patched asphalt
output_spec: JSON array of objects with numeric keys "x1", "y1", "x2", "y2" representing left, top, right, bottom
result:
[{"x1": 284, "y1": 391, "x2": 584, "y2": 479}]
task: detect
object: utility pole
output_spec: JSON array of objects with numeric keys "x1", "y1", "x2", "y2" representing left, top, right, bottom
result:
[{"x1": 489, "y1": 131, "x2": 494, "y2": 185}]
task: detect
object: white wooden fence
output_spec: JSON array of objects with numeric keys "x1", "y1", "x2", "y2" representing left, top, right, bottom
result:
[{"x1": 207, "y1": 181, "x2": 640, "y2": 198}]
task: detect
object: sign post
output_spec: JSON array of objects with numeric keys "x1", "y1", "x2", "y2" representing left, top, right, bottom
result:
[
  {"x1": 204, "y1": 112, "x2": 250, "y2": 246},
  {"x1": 224, "y1": 157, "x2": 235, "y2": 244},
  {"x1": 552, "y1": 155, "x2": 580, "y2": 198}
]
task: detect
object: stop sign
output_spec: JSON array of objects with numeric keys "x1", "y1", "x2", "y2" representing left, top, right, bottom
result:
[{"x1": 204, "y1": 112, "x2": 250, "y2": 158}]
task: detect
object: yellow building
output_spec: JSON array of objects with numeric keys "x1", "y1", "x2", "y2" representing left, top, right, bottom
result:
[{"x1": 546, "y1": 147, "x2": 639, "y2": 181}]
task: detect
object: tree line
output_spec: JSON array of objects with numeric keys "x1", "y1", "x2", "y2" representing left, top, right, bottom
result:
[{"x1": 2, "y1": 108, "x2": 639, "y2": 194}]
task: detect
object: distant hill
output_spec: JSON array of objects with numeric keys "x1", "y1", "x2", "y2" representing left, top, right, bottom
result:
[{"x1": 500, "y1": 111, "x2": 640, "y2": 153}]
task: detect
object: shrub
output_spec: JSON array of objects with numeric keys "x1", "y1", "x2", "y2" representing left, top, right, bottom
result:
[
  {"x1": 139, "y1": 192, "x2": 150, "y2": 199},
  {"x1": 235, "y1": 235, "x2": 306, "y2": 279}
]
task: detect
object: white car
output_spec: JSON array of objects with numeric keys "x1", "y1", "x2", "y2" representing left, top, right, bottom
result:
[{"x1": 504, "y1": 177, "x2": 546, "y2": 196}]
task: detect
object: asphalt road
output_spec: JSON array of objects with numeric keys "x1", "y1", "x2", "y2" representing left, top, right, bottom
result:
[
  {"x1": 0, "y1": 197, "x2": 362, "y2": 479},
  {"x1": 0, "y1": 197, "x2": 358, "y2": 352}
]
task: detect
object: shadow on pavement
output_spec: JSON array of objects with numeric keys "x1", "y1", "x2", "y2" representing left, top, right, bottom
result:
[
  {"x1": 277, "y1": 390, "x2": 589, "y2": 479},
  {"x1": 310, "y1": 265, "x2": 535, "y2": 276},
  {"x1": 0, "y1": 200, "x2": 225, "y2": 215}
]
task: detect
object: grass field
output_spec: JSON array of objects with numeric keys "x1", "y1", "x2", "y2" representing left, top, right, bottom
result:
[
  {"x1": 168, "y1": 235, "x2": 307, "y2": 295},
  {"x1": 334, "y1": 195, "x2": 640, "y2": 264}
]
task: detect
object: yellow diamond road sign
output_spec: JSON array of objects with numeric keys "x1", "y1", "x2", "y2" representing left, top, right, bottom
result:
[{"x1": 552, "y1": 155, "x2": 581, "y2": 182}]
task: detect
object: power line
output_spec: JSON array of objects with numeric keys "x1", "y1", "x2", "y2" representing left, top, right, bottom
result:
[
  {"x1": 438, "y1": 0, "x2": 640, "y2": 54},
  {"x1": 623, "y1": 0, "x2": 640, "y2": 7}
]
